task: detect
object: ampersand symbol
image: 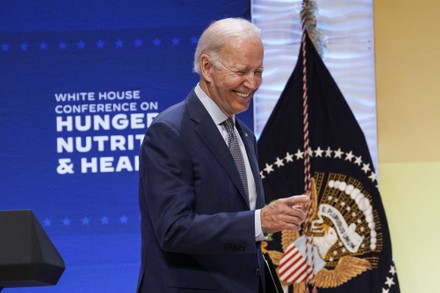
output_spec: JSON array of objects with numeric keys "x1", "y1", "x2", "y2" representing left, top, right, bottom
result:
[{"x1": 57, "y1": 158, "x2": 74, "y2": 174}]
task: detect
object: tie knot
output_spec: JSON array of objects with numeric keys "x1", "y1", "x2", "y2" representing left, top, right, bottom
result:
[{"x1": 223, "y1": 117, "x2": 235, "y2": 133}]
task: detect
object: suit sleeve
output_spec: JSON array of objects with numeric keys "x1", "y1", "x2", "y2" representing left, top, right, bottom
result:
[{"x1": 139, "y1": 120, "x2": 257, "y2": 254}]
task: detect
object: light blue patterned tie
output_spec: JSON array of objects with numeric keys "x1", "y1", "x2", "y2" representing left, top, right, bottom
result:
[{"x1": 223, "y1": 118, "x2": 249, "y2": 200}]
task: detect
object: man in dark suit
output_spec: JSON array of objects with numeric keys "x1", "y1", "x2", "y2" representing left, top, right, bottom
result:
[{"x1": 137, "y1": 18, "x2": 309, "y2": 292}]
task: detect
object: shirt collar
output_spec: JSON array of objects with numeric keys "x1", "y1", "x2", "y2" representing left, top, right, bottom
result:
[{"x1": 195, "y1": 83, "x2": 234, "y2": 125}]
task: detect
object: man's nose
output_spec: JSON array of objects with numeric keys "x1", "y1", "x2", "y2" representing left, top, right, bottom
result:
[{"x1": 244, "y1": 73, "x2": 260, "y2": 89}]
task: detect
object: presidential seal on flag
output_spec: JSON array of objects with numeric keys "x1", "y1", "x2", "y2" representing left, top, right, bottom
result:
[{"x1": 262, "y1": 173, "x2": 377, "y2": 291}]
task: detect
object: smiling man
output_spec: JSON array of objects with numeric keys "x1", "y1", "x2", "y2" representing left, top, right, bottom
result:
[
  {"x1": 137, "y1": 18, "x2": 309, "y2": 293},
  {"x1": 196, "y1": 24, "x2": 263, "y2": 117}
]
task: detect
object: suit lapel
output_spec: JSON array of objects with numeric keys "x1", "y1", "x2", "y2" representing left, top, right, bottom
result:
[
  {"x1": 185, "y1": 90, "x2": 250, "y2": 208},
  {"x1": 236, "y1": 121, "x2": 265, "y2": 210}
]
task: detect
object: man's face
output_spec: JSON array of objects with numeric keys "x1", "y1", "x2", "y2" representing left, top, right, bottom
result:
[{"x1": 205, "y1": 38, "x2": 264, "y2": 117}]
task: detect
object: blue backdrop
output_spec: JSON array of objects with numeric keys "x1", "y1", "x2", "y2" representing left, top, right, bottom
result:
[{"x1": 0, "y1": 1, "x2": 252, "y2": 292}]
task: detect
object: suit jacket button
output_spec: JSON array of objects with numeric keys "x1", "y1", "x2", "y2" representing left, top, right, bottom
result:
[{"x1": 255, "y1": 268, "x2": 261, "y2": 276}]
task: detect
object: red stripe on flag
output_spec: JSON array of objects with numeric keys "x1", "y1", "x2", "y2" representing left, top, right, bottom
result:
[
  {"x1": 281, "y1": 259, "x2": 308, "y2": 283},
  {"x1": 278, "y1": 248, "x2": 301, "y2": 271}
]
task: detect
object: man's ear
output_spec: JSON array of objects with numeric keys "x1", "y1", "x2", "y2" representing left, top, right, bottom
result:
[{"x1": 200, "y1": 54, "x2": 213, "y2": 83}]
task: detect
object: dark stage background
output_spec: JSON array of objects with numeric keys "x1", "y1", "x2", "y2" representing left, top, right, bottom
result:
[{"x1": 0, "y1": 1, "x2": 252, "y2": 291}]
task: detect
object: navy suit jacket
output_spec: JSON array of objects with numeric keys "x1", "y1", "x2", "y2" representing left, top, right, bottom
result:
[{"x1": 137, "y1": 89, "x2": 267, "y2": 292}]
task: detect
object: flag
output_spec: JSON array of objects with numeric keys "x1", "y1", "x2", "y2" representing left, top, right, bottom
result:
[{"x1": 258, "y1": 33, "x2": 400, "y2": 293}]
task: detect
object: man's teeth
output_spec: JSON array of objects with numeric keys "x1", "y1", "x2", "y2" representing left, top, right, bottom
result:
[{"x1": 236, "y1": 92, "x2": 250, "y2": 97}]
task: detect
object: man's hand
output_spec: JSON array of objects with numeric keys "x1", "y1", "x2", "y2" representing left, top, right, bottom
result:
[{"x1": 260, "y1": 195, "x2": 310, "y2": 233}]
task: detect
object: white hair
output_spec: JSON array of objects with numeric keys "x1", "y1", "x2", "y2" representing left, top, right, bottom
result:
[{"x1": 193, "y1": 18, "x2": 262, "y2": 74}]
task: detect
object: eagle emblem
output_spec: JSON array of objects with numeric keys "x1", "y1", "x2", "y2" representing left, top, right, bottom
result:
[{"x1": 263, "y1": 172, "x2": 381, "y2": 291}]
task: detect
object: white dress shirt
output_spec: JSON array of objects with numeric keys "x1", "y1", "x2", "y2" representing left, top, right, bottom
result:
[{"x1": 195, "y1": 84, "x2": 264, "y2": 241}]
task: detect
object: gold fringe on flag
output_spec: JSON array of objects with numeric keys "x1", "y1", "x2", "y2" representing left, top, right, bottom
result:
[{"x1": 301, "y1": 0, "x2": 327, "y2": 58}]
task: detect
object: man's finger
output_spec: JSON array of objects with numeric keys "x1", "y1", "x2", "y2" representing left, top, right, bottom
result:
[{"x1": 283, "y1": 194, "x2": 310, "y2": 206}]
